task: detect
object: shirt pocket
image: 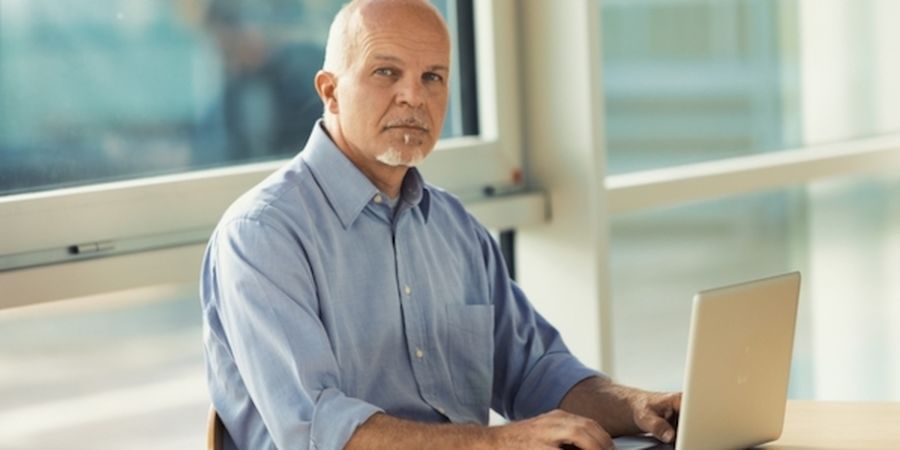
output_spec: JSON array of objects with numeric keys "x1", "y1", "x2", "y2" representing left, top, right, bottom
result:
[{"x1": 445, "y1": 303, "x2": 494, "y2": 407}]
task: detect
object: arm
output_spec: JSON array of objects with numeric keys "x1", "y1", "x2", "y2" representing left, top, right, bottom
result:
[
  {"x1": 207, "y1": 218, "x2": 382, "y2": 449},
  {"x1": 559, "y1": 376, "x2": 682, "y2": 444},
  {"x1": 345, "y1": 414, "x2": 489, "y2": 450},
  {"x1": 346, "y1": 410, "x2": 616, "y2": 450}
]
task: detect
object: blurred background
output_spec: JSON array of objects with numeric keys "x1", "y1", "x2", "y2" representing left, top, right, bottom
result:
[{"x1": 1, "y1": 0, "x2": 899, "y2": 448}]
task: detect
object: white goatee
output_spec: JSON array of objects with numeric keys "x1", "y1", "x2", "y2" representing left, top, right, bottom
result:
[{"x1": 376, "y1": 146, "x2": 425, "y2": 167}]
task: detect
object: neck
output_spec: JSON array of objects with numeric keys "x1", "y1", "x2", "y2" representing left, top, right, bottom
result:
[{"x1": 323, "y1": 118, "x2": 407, "y2": 198}]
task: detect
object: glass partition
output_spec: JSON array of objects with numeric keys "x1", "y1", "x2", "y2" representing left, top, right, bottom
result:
[
  {"x1": 610, "y1": 174, "x2": 900, "y2": 400},
  {"x1": 601, "y1": 0, "x2": 900, "y2": 174},
  {"x1": 0, "y1": 0, "x2": 472, "y2": 195}
]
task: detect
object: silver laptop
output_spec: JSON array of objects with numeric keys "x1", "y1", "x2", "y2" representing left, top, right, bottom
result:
[{"x1": 615, "y1": 272, "x2": 801, "y2": 450}]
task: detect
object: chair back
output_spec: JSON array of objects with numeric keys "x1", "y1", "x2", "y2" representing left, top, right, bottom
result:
[{"x1": 207, "y1": 405, "x2": 225, "y2": 450}]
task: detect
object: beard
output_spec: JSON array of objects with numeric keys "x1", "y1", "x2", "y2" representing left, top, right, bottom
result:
[{"x1": 376, "y1": 145, "x2": 427, "y2": 167}]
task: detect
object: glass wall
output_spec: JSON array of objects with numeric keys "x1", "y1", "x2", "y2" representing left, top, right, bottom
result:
[
  {"x1": 609, "y1": 188, "x2": 804, "y2": 392},
  {"x1": 0, "y1": 0, "x2": 471, "y2": 195},
  {"x1": 601, "y1": 0, "x2": 900, "y2": 174},
  {"x1": 609, "y1": 175, "x2": 900, "y2": 401},
  {"x1": 602, "y1": 0, "x2": 900, "y2": 400}
]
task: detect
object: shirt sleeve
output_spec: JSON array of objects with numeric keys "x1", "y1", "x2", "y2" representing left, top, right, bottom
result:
[
  {"x1": 204, "y1": 217, "x2": 382, "y2": 450},
  {"x1": 473, "y1": 223, "x2": 605, "y2": 420}
]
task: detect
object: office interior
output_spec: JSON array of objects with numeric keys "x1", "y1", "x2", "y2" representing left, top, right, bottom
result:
[{"x1": 1, "y1": 0, "x2": 898, "y2": 448}]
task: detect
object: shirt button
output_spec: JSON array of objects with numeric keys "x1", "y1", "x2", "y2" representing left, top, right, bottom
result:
[
  {"x1": 404, "y1": 285, "x2": 412, "y2": 295},
  {"x1": 415, "y1": 348, "x2": 424, "y2": 359},
  {"x1": 373, "y1": 194, "x2": 383, "y2": 204}
]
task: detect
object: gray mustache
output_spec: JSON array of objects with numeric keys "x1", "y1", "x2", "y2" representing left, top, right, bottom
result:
[{"x1": 384, "y1": 117, "x2": 429, "y2": 131}]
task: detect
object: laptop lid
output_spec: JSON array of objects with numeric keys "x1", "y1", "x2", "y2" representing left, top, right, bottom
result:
[
  {"x1": 613, "y1": 272, "x2": 801, "y2": 450},
  {"x1": 675, "y1": 272, "x2": 801, "y2": 450}
]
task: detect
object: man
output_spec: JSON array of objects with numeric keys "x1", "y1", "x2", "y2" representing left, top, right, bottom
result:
[{"x1": 201, "y1": 1, "x2": 681, "y2": 449}]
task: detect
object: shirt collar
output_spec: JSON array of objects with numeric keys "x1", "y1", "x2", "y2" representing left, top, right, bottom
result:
[{"x1": 300, "y1": 121, "x2": 431, "y2": 228}]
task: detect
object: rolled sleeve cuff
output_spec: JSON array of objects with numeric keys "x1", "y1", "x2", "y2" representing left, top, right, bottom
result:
[
  {"x1": 512, "y1": 352, "x2": 605, "y2": 419},
  {"x1": 310, "y1": 388, "x2": 383, "y2": 450}
]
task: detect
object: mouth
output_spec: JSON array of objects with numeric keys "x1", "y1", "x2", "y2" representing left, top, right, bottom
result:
[
  {"x1": 383, "y1": 119, "x2": 430, "y2": 133},
  {"x1": 385, "y1": 125, "x2": 428, "y2": 131}
]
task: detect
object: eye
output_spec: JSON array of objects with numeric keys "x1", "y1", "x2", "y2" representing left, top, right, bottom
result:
[
  {"x1": 374, "y1": 67, "x2": 397, "y2": 77},
  {"x1": 422, "y1": 72, "x2": 444, "y2": 83}
]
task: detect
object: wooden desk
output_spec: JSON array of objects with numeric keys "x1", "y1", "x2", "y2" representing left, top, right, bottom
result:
[{"x1": 761, "y1": 401, "x2": 900, "y2": 449}]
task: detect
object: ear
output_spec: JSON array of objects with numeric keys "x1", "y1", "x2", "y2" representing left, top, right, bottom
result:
[{"x1": 315, "y1": 70, "x2": 340, "y2": 114}]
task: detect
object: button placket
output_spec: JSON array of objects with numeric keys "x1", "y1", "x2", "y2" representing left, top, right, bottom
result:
[{"x1": 394, "y1": 218, "x2": 435, "y2": 407}]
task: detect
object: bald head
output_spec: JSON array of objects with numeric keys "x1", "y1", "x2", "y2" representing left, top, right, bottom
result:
[{"x1": 323, "y1": 0, "x2": 450, "y2": 76}]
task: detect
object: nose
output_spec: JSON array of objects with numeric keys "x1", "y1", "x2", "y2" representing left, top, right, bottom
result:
[{"x1": 395, "y1": 75, "x2": 425, "y2": 108}]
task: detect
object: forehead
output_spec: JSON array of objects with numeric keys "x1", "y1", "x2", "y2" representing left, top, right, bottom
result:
[{"x1": 353, "y1": 3, "x2": 450, "y2": 64}]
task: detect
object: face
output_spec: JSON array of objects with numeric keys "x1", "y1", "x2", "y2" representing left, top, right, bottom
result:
[{"x1": 324, "y1": 5, "x2": 450, "y2": 168}]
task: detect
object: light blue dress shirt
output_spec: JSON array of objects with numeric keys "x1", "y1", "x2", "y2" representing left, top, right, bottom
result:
[{"x1": 201, "y1": 122, "x2": 600, "y2": 450}]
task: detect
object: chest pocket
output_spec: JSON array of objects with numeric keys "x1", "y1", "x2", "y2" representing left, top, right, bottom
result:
[{"x1": 445, "y1": 303, "x2": 494, "y2": 406}]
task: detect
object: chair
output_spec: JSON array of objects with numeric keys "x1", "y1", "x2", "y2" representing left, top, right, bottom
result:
[{"x1": 207, "y1": 405, "x2": 225, "y2": 450}]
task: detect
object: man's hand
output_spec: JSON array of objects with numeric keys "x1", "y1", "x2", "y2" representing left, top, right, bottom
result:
[
  {"x1": 559, "y1": 376, "x2": 682, "y2": 444},
  {"x1": 489, "y1": 409, "x2": 615, "y2": 450},
  {"x1": 626, "y1": 389, "x2": 681, "y2": 443}
]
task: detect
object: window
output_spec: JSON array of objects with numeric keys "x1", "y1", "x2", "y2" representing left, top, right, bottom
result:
[
  {"x1": 602, "y1": 0, "x2": 900, "y2": 174},
  {"x1": 610, "y1": 176, "x2": 900, "y2": 400},
  {"x1": 600, "y1": 0, "x2": 900, "y2": 400},
  {"x1": 0, "y1": 0, "x2": 477, "y2": 196}
]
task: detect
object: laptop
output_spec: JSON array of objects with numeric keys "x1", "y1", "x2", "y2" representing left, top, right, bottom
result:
[{"x1": 614, "y1": 272, "x2": 801, "y2": 450}]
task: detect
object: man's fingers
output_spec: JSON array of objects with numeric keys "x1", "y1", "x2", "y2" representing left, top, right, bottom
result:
[
  {"x1": 558, "y1": 422, "x2": 613, "y2": 450},
  {"x1": 641, "y1": 392, "x2": 681, "y2": 440},
  {"x1": 638, "y1": 412, "x2": 676, "y2": 444},
  {"x1": 557, "y1": 432, "x2": 614, "y2": 450},
  {"x1": 672, "y1": 392, "x2": 683, "y2": 412},
  {"x1": 544, "y1": 410, "x2": 614, "y2": 450}
]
